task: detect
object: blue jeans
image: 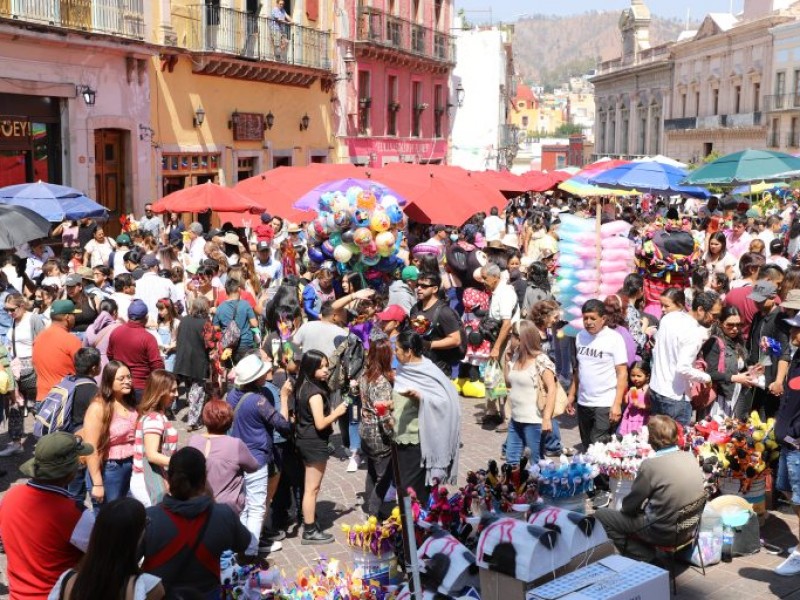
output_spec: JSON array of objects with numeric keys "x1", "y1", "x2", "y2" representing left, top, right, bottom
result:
[
  {"x1": 544, "y1": 419, "x2": 562, "y2": 452},
  {"x1": 67, "y1": 466, "x2": 88, "y2": 502},
  {"x1": 505, "y1": 420, "x2": 543, "y2": 465},
  {"x1": 241, "y1": 464, "x2": 269, "y2": 552},
  {"x1": 86, "y1": 457, "x2": 132, "y2": 513},
  {"x1": 777, "y1": 447, "x2": 800, "y2": 504},
  {"x1": 649, "y1": 390, "x2": 692, "y2": 427}
]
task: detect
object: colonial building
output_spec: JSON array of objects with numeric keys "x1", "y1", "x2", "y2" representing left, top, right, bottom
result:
[
  {"x1": 153, "y1": 0, "x2": 335, "y2": 215},
  {"x1": 0, "y1": 1, "x2": 156, "y2": 232},
  {"x1": 765, "y1": 18, "x2": 800, "y2": 151},
  {"x1": 664, "y1": 2, "x2": 797, "y2": 163},
  {"x1": 590, "y1": 0, "x2": 672, "y2": 160},
  {"x1": 336, "y1": 0, "x2": 455, "y2": 166}
]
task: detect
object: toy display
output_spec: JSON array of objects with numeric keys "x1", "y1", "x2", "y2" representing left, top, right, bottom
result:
[
  {"x1": 341, "y1": 510, "x2": 403, "y2": 558},
  {"x1": 529, "y1": 454, "x2": 596, "y2": 500},
  {"x1": 584, "y1": 431, "x2": 653, "y2": 480}
]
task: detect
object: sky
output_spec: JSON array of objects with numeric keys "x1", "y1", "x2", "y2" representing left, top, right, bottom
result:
[{"x1": 455, "y1": 0, "x2": 745, "y2": 23}]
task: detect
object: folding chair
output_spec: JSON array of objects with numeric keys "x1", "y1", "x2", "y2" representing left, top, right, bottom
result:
[{"x1": 623, "y1": 495, "x2": 707, "y2": 595}]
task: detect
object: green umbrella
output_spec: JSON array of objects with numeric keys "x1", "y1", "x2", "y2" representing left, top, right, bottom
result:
[{"x1": 682, "y1": 149, "x2": 800, "y2": 185}]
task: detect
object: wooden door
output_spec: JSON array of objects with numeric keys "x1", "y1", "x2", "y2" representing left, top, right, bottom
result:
[{"x1": 94, "y1": 129, "x2": 124, "y2": 236}]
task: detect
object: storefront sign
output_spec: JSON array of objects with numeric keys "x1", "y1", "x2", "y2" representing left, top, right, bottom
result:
[
  {"x1": 0, "y1": 117, "x2": 32, "y2": 142},
  {"x1": 231, "y1": 113, "x2": 264, "y2": 142}
]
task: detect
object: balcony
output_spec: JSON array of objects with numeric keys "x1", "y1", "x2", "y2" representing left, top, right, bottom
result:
[
  {"x1": 0, "y1": 0, "x2": 144, "y2": 39},
  {"x1": 356, "y1": 4, "x2": 454, "y2": 69},
  {"x1": 788, "y1": 131, "x2": 800, "y2": 148},
  {"x1": 664, "y1": 113, "x2": 763, "y2": 132},
  {"x1": 664, "y1": 117, "x2": 697, "y2": 131},
  {"x1": 764, "y1": 94, "x2": 800, "y2": 112},
  {"x1": 172, "y1": 5, "x2": 332, "y2": 85}
]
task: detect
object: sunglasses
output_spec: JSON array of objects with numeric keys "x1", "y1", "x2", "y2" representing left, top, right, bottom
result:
[
  {"x1": 417, "y1": 283, "x2": 436, "y2": 289},
  {"x1": 3, "y1": 305, "x2": 17, "y2": 313}
]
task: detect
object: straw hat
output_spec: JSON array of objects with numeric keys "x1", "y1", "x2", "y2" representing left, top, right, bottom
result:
[{"x1": 234, "y1": 354, "x2": 272, "y2": 386}]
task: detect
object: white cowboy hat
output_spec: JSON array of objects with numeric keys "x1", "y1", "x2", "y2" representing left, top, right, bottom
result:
[{"x1": 234, "y1": 354, "x2": 272, "y2": 386}]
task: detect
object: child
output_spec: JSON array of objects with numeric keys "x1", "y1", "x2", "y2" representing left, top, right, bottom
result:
[{"x1": 618, "y1": 361, "x2": 651, "y2": 435}]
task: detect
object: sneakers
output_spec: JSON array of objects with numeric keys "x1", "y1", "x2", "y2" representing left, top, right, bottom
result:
[
  {"x1": 590, "y1": 491, "x2": 612, "y2": 510},
  {"x1": 261, "y1": 528, "x2": 286, "y2": 542},
  {"x1": 346, "y1": 452, "x2": 361, "y2": 473},
  {"x1": 258, "y1": 540, "x2": 283, "y2": 554},
  {"x1": 775, "y1": 551, "x2": 800, "y2": 576},
  {"x1": 0, "y1": 442, "x2": 23, "y2": 457},
  {"x1": 301, "y1": 523, "x2": 334, "y2": 545}
]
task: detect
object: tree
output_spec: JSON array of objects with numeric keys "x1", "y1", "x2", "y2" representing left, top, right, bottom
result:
[{"x1": 554, "y1": 122, "x2": 584, "y2": 136}]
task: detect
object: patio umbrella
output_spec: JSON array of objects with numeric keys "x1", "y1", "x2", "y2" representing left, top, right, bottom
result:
[
  {"x1": 234, "y1": 174, "x2": 316, "y2": 223},
  {"x1": 248, "y1": 163, "x2": 369, "y2": 201},
  {"x1": 682, "y1": 149, "x2": 800, "y2": 185},
  {"x1": 151, "y1": 181, "x2": 259, "y2": 214},
  {"x1": 0, "y1": 204, "x2": 53, "y2": 249},
  {"x1": 0, "y1": 181, "x2": 107, "y2": 222},
  {"x1": 589, "y1": 161, "x2": 710, "y2": 198},
  {"x1": 293, "y1": 178, "x2": 408, "y2": 212},
  {"x1": 558, "y1": 176, "x2": 634, "y2": 198},
  {"x1": 731, "y1": 181, "x2": 789, "y2": 195},
  {"x1": 402, "y1": 174, "x2": 506, "y2": 225}
]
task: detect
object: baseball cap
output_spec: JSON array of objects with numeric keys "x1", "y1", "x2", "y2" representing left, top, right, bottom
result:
[
  {"x1": 257, "y1": 241, "x2": 270, "y2": 252},
  {"x1": 401, "y1": 266, "x2": 419, "y2": 282},
  {"x1": 64, "y1": 273, "x2": 82, "y2": 287},
  {"x1": 748, "y1": 280, "x2": 778, "y2": 302},
  {"x1": 77, "y1": 266, "x2": 94, "y2": 281},
  {"x1": 260, "y1": 212, "x2": 272, "y2": 223},
  {"x1": 128, "y1": 299, "x2": 149, "y2": 320},
  {"x1": 50, "y1": 300, "x2": 81, "y2": 316},
  {"x1": 116, "y1": 234, "x2": 131, "y2": 245},
  {"x1": 377, "y1": 305, "x2": 407, "y2": 322},
  {"x1": 141, "y1": 255, "x2": 160, "y2": 269},
  {"x1": 783, "y1": 289, "x2": 800, "y2": 310},
  {"x1": 20, "y1": 432, "x2": 93, "y2": 480}
]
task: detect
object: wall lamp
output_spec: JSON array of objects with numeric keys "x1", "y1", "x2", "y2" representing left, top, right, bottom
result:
[
  {"x1": 193, "y1": 105, "x2": 206, "y2": 127},
  {"x1": 299, "y1": 113, "x2": 310, "y2": 131},
  {"x1": 336, "y1": 47, "x2": 356, "y2": 82},
  {"x1": 77, "y1": 85, "x2": 96, "y2": 106},
  {"x1": 456, "y1": 82, "x2": 465, "y2": 107},
  {"x1": 265, "y1": 111, "x2": 275, "y2": 130}
]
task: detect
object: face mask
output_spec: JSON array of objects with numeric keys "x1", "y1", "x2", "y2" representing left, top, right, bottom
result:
[{"x1": 450, "y1": 234, "x2": 459, "y2": 242}]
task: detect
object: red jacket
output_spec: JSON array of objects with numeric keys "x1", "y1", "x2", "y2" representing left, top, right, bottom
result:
[{"x1": 107, "y1": 320, "x2": 164, "y2": 390}]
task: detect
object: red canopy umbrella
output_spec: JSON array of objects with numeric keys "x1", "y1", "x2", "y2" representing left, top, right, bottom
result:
[
  {"x1": 234, "y1": 174, "x2": 316, "y2": 223},
  {"x1": 401, "y1": 173, "x2": 506, "y2": 226},
  {"x1": 151, "y1": 181, "x2": 259, "y2": 214},
  {"x1": 248, "y1": 163, "x2": 369, "y2": 200}
]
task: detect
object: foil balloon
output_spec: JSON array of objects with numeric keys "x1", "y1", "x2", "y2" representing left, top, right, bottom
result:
[
  {"x1": 307, "y1": 245, "x2": 325, "y2": 264},
  {"x1": 361, "y1": 240, "x2": 378, "y2": 258},
  {"x1": 346, "y1": 186, "x2": 361, "y2": 205},
  {"x1": 345, "y1": 242, "x2": 361, "y2": 255},
  {"x1": 324, "y1": 211, "x2": 338, "y2": 232},
  {"x1": 357, "y1": 190, "x2": 377, "y2": 211},
  {"x1": 330, "y1": 192, "x2": 349, "y2": 213},
  {"x1": 341, "y1": 229, "x2": 355, "y2": 245},
  {"x1": 375, "y1": 230, "x2": 395, "y2": 251},
  {"x1": 381, "y1": 194, "x2": 399, "y2": 207},
  {"x1": 305, "y1": 222, "x2": 320, "y2": 245},
  {"x1": 353, "y1": 227, "x2": 373, "y2": 247},
  {"x1": 328, "y1": 232, "x2": 342, "y2": 247},
  {"x1": 362, "y1": 254, "x2": 380, "y2": 266},
  {"x1": 318, "y1": 192, "x2": 334, "y2": 212},
  {"x1": 385, "y1": 203, "x2": 403, "y2": 225},
  {"x1": 370, "y1": 210, "x2": 390, "y2": 233},
  {"x1": 333, "y1": 244, "x2": 353, "y2": 264},
  {"x1": 334, "y1": 210, "x2": 352, "y2": 230},
  {"x1": 313, "y1": 216, "x2": 328, "y2": 239},
  {"x1": 353, "y1": 208, "x2": 370, "y2": 227},
  {"x1": 321, "y1": 240, "x2": 335, "y2": 259}
]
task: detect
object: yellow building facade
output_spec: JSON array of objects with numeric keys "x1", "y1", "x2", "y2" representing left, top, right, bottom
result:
[{"x1": 149, "y1": 0, "x2": 338, "y2": 204}]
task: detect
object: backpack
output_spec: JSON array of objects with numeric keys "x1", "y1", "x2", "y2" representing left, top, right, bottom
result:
[
  {"x1": 33, "y1": 376, "x2": 95, "y2": 437},
  {"x1": 220, "y1": 301, "x2": 243, "y2": 349},
  {"x1": 430, "y1": 302, "x2": 468, "y2": 361},
  {"x1": 328, "y1": 333, "x2": 366, "y2": 396},
  {"x1": 689, "y1": 336, "x2": 726, "y2": 411}
]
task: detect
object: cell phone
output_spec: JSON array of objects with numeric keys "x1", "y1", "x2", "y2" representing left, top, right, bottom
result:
[{"x1": 784, "y1": 435, "x2": 800, "y2": 450}]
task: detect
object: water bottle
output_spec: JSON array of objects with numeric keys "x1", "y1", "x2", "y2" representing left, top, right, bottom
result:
[{"x1": 721, "y1": 522, "x2": 733, "y2": 563}]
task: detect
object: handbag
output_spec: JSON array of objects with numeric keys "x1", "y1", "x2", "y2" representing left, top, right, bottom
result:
[
  {"x1": 142, "y1": 456, "x2": 167, "y2": 505},
  {"x1": 533, "y1": 355, "x2": 569, "y2": 418},
  {"x1": 220, "y1": 300, "x2": 243, "y2": 349},
  {"x1": 483, "y1": 359, "x2": 507, "y2": 399}
]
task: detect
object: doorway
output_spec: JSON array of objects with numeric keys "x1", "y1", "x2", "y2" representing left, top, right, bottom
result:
[
  {"x1": 94, "y1": 129, "x2": 126, "y2": 236},
  {"x1": 273, "y1": 155, "x2": 292, "y2": 168}
]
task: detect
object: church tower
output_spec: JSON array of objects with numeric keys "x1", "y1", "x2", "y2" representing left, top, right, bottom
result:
[{"x1": 620, "y1": 0, "x2": 652, "y2": 65}]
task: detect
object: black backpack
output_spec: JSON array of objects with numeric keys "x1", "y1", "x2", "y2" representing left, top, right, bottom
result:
[
  {"x1": 430, "y1": 302, "x2": 468, "y2": 361},
  {"x1": 328, "y1": 332, "x2": 366, "y2": 396}
]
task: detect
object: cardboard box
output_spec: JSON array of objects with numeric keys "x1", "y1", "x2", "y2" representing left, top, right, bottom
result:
[
  {"x1": 526, "y1": 555, "x2": 669, "y2": 600},
  {"x1": 479, "y1": 542, "x2": 617, "y2": 600}
]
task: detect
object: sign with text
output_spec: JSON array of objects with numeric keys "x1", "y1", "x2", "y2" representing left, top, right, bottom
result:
[
  {"x1": 0, "y1": 117, "x2": 32, "y2": 143},
  {"x1": 231, "y1": 113, "x2": 264, "y2": 142}
]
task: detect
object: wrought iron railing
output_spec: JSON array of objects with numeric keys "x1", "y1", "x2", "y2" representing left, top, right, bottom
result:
[
  {"x1": 764, "y1": 94, "x2": 800, "y2": 111},
  {"x1": 177, "y1": 5, "x2": 331, "y2": 71},
  {"x1": 0, "y1": 0, "x2": 144, "y2": 39},
  {"x1": 357, "y1": 4, "x2": 454, "y2": 64}
]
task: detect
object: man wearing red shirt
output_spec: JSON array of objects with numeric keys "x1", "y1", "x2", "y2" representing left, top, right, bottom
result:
[
  {"x1": 107, "y1": 299, "x2": 164, "y2": 402},
  {"x1": 726, "y1": 260, "x2": 783, "y2": 343},
  {"x1": 0, "y1": 432, "x2": 95, "y2": 599},
  {"x1": 32, "y1": 300, "x2": 82, "y2": 400}
]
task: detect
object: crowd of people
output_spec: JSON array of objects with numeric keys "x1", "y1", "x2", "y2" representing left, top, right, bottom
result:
[{"x1": 5, "y1": 191, "x2": 800, "y2": 598}]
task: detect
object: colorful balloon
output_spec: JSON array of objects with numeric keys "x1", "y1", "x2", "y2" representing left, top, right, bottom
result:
[
  {"x1": 333, "y1": 244, "x2": 353, "y2": 264},
  {"x1": 381, "y1": 194, "x2": 399, "y2": 207},
  {"x1": 386, "y1": 203, "x2": 403, "y2": 225},
  {"x1": 353, "y1": 227, "x2": 373, "y2": 247},
  {"x1": 341, "y1": 229, "x2": 355, "y2": 245},
  {"x1": 318, "y1": 192, "x2": 334, "y2": 212},
  {"x1": 334, "y1": 210, "x2": 352, "y2": 230},
  {"x1": 370, "y1": 210, "x2": 390, "y2": 233},
  {"x1": 357, "y1": 190, "x2": 377, "y2": 211}
]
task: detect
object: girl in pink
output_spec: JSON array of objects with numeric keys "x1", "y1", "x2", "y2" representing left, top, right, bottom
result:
[{"x1": 618, "y1": 361, "x2": 651, "y2": 435}]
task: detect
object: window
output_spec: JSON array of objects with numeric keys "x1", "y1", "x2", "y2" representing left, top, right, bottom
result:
[
  {"x1": 236, "y1": 157, "x2": 256, "y2": 182},
  {"x1": 412, "y1": 81, "x2": 423, "y2": 137},
  {"x1": 712, "y1": 88, "x2": 719, "y2": 116},
  {"x1": 387, "y1": 75, "x2": 399, "y2": 136},
  {"x1": 754, "y1": 82, "x2": 761, "y2": 112},
  {"x1": 734, "y1": 85, "x2": 741, "y2": 114},
  {"x1": 434, "y1": 0, "x2": 443, "y2": 25},
  {"x1": 358, "y1": 70, "x2": 371, "y2": 136},
  {"x1": 794, "y1": 70, "x2": 800, "y2": 106},
  {"x1": 791, "y1": 116, "x2": 799, "y2": 147},
  {"x1": 522, "y1": 115, "x2": 529, "y2": 127},
  {"x1": 681, "y1": 93, "x2": 687, "y2": 118},
  {"x1": 695, "y1": 91, "x2": 701, "y2": 116},
  {"x1": 639, "y1": 112, "x2": 646, "y2": 155},
  {"x1": 434, "y1": 84, "x2": 444, "y2": 138},
  {"x1": 770, "y1": 118, "x2": 779, "y2": 147},
  {"x1": 776, "y1": 71, "x2": 786, "y2": 97}
]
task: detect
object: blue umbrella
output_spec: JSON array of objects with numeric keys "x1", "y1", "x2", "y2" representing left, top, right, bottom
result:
[
  {"x1": 589, "y1": 161, "x2": 710, "y2": 198},
  {"x1": 293, "y1": 178, "x2": 407, "y2": 212},
  {"x1": 0, "y1": 181, "x2": 108, "y2": 222}
]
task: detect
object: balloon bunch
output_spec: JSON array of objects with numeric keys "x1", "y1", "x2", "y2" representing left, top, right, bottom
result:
[
  {"x1": 306, "y1": 186, "x2": 405, "y2": 280},
  {"x1": 554, "y1": 214, "x2": 635, "y2": 334},
  {"x1": 341, "y1": 509, "x2": 403, "y2": 557}
]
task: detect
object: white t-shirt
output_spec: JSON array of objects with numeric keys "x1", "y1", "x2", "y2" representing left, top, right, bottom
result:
[
  {"x1": 84, "y1": 239, "x2": 116, "y2": 268},
  {"x1": 488, "y1": 282, "x2": 520, "y2": 325},
  {"x1": 575, "y1": 326, "x2": 627, "y2": 408},
  {"x1": 483, "y1": 215, "x2": 504, "y2": 242}
]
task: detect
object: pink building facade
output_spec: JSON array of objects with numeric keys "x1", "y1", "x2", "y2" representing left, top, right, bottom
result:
[{"x1": 343, "y1": 0, "x2": 454, "y2": 166}]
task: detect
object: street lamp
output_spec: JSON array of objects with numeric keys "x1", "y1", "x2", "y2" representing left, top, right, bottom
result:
[{"x1": 193, "y1": 105, "x2": 206, "y2": 127}]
